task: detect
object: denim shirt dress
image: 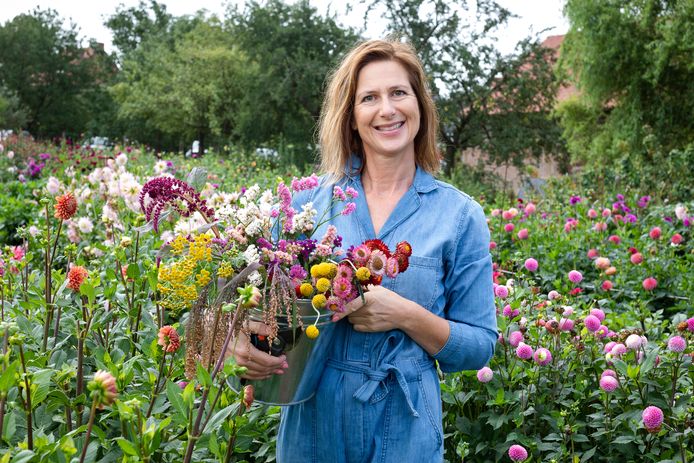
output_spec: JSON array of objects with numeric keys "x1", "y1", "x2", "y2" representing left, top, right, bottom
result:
[{"x1": 277, "y1": 158, "x2": 497, "y2": 463}]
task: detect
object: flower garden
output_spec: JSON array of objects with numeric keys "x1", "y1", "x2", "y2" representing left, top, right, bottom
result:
[{"x1": 0, "y1": 136, "x2": 691, "y2": 462}]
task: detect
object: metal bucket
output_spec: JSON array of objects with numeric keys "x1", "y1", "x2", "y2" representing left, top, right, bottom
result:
[{"x1": 227, "y1": 299, "x2": 334, "y2": 405}]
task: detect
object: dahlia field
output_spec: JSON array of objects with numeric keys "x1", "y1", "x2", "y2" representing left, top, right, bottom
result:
[{"x1": 0, "y1": 137, "x2": 691, "y2": 463}]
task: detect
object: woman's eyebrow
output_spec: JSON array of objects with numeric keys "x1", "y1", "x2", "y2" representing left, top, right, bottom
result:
[{"x1": 355, "y1": 85, "x2": 409, "y2": 99}]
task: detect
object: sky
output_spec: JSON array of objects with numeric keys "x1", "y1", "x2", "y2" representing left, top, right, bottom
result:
[{"x1": 0, "y1": 0, "x2": 568, "y2": 55}]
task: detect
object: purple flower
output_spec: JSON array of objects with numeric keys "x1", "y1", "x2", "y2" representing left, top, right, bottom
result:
[
  {"x1": 508, "y1": 444, "x2": 528, "y2": 462},
  {"x1": 687, "y1": 317, "x2": 694, "y2": 333},
  {"x1": 332, "y1": 186, "x2": 347, "y2": 201},
  {"x1": 584, "y1": 315, "x2": 601, "y2": 332},
  {"x1": 345, "y1": 186, "x2": 359, "y2": 199},
  {"x1": 637, "y1": 195, "x2": 651, "y2": 208},
  {"x1": 667, "y1": 336, "x2": 686, "y2": 353},
  {"x1": 494, "y1": 285, "x2": 509, "y2": 299},
  {"x1": 289, "y1": 264, "x2": 307, "y2": 280},
  {"x1": 533, "y1": 347, "x2": 552, "y2": 366},
  {"x1": 341, "y1": 202, "x2": 356, "y2": 216},
  {"x1": 39, "y1": 152, "x2": 51, "y2": 160},
  {"x1": 508, "y1": 331, "x2": 524, "y2": 347},
  {"x1": 476, "y1": 367, "x2": 493, "y2": 383},
  {"x1": 569, "y1": 195, "x2": 582, "y2": 205},
  {"x1": 642, "y1": 406, "x2": 664, "y2": 432},
  {"x1": 139, "y1": 177, "x2": 215, "y2": 232},
  {"x1": 524, "y1": 258, "x2": 538, "y2": 272},
  {"x1": 590, "y1": 308, "x2": 605, "y2": 321}
]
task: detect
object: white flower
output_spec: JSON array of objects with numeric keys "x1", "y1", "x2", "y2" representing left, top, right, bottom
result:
[
  {"x1": 248, "y1": 270, "x2": 263, "y2": 286},
  {"x1": 7, "y1": 151, "x2": 14, "y2": 160},
  {"x1": 101, "y1": 203, "x2": 119, "y2": 223},
  {"x1": 160, "y1": 231, "x2": 174, "y2": 244},
  {"x1": 28, "y1": 226, "x2": 40, "y2": 237},
  {"x1": 243, "y1": 244, "x2": 260, "y2": 265},
  {"x1": 675, "y1": 204, "x2": 688, "y2": 220},
  {"x1": 115, "y1": 152, "x2": 128, "y2": 166},
  {"x1": 154, "y1": 160, "x2": 168, "y2": 174},
  {"x1": 7, "y1": 166, "x2": 16, "y2": 174},
  {"x1": 46, "y1": 177, "x2": 61, "y2": 195},
  {"x1": 625, "y1": 334, "x2": 642, "y2": 350},
  {"x1": 77, "y1": 217, "x2": 94, "y2": 234},
  {"x1": 244, "y1": 185, "x2": 260, "y2": 201}
]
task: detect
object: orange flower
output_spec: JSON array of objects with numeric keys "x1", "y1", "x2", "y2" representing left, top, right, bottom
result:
[
  {"x1": 67, "y1": 265, "x2": 88, "y2": 292},
  {"x1": 158, "y1": 325, "x2": 180, "y2": 353},
  {"x1": 54, "y1": 192, "x2": 78, "y2": 220}
]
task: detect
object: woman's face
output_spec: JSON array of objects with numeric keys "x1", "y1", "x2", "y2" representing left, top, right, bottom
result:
[{"x1": 353, "y1": 60, "x2": 420, "y2": 160}]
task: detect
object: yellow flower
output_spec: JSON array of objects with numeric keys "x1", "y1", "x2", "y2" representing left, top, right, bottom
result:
[
  {"x1": 170, "y1": 235, "x2": 189, "y2": 255},
  {"x1": 310, "y1": 264, "x2": 321, "y2": 278},
  {"x1": 196, "y1": 269, "x2": 211, "y2": 287},
  {"x1": 325, "y1": 263, "x2": 337, "y2": 279},
  {"x1": 312, "y1": 294, "x2": 326, "y2": 309},
  {"x1": 315, "y1": 278, "x2": 331, "y2": 293},
  {"x1": 218, "y1": 262, "x2": 234, "y2": 278},
  {"x1": 306, "y1": 325, "x2": 319, "y2": 339},
  {"x1": 356, "y1": 267, "x2": 371, "y2": 282},
  {"x1": 300, "y1": 283, "x2": 315, "y2": 298}
]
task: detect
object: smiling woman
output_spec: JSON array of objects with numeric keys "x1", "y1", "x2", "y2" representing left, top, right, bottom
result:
[{"x1": 274, "y1": 39, "x2": 498, "y2": 463}]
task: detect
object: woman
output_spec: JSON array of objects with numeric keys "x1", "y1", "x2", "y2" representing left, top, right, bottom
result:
[{"x1": 233, "y1": 39, "x2": 497, "y2": 462}]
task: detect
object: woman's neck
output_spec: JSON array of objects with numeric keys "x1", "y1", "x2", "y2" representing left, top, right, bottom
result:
[{"x1": 361, "y1": 153, "x2": 416, "y2": 196}]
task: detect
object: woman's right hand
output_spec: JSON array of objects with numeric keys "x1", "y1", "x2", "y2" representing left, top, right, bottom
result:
[{"x1": 226, "y1": 321, "x2": 288, "y2": 380}]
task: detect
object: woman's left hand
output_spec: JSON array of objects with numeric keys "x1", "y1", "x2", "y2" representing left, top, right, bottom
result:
[{"x1": 332, "y1": 285, "x2": 403, "y2": 332}]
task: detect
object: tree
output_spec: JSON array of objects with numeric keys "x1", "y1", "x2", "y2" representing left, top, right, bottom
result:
[
  {"x1": 105, "y1": 0, "x2": 173, "y2": 60},
  {"x1": 110, "y1": 15, "x2": 246, "y2": 152},
  {"x1": 363, "y1": 0, "x2": 566, "y2": 176},
  {"x1": 227, "y1": 0, "x2": 359, "y2": 166},
  {"x1": 0, "y1": 85, "x2": 29, "y2": 129},
  {"x1": 0, "y1": 9, "x2": 113, "y2": 137},
  {"x1": 558, "y1": 0, "x2": 694, "y2": 163}
]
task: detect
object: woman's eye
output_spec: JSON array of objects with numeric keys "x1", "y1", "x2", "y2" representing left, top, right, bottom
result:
[
  {"x1": 393, "y1": 89, "x2": 406, "y2": 96},
  {"x1": 362, "y1": 95, "x2": 375, "y2": 102}
]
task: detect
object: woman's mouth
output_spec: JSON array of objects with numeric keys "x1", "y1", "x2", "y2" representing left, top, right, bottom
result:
[{"x1": 374, "y1": 121, "x2": 404, "y2": 132}]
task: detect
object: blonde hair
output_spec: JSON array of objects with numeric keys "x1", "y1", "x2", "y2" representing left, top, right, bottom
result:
[{"x1": 318, "y1": 39, "x2": 440, "y2": 181}]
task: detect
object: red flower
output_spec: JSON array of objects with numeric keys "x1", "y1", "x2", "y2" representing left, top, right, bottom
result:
[
  {"x1": 67, "y1": 265, "x2": 88, "y2": 292},
  {"x1": 369, "y1": 274, "x2": 383, "y2": 285},
  {"x1": 364, "y1": 239, "x2": 391, "y2": 258},
  {"x1": 395, "y1": 241, "x2": 412, "y2": 257},
  {"x1": 395, "y1": 254, "x2": 409, "y2": 273},
  {"x1": 54, "y1": 192, "x2": 78, "y2": 220},
  {"x1": 569, "y1": 287, "x2": 583, "y2": 296},
  {"x1": 158, "y1": 325, "x2": 181, "y2": 353},
  {"x1": 243, "y1": 384, "x2": 255, "y2": 408}
]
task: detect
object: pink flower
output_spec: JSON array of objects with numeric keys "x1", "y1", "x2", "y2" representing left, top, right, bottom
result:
[
  {"x1": 649, "y1": 227, "x2": 661, "y2": 239},
  {"x1": 601, "y1": 369, "x2": 617, "y2": 379},
  {"x1": 508, "y1": 331, "x2": 524, "y2": 348},
  {"x1": 332, "y1": 277, "x2": 353, "y2": 299},
  {"x1": 516, "y1": 342, "x2": 533, "y2": 360},
  {"x1": 494, "y1": 285, "x2": 509, "y2": 299},
  {"x1": 599, "y1": 375, "x2": 619, "y2": 392},
  {"x1": 568, "y1": 270, "x2": 583, "y2": 284},
  {"x1": 688, "y1": 317, "x2": 694, "y2": 333},
  {"x1": 594, "y1": 222, "x2": 607, "y2": 232},
  {"x1": 367, "y1": 250, "x2": 387, "y2": 276},
  {"x1": 524, "y1": 258, "x2": 538, "y2": 272},
  {"x1": 610, "y1": 343, "x2": 627, "y2": 356},
  {"x1": 326, "y1": 295, "x2": 345, "y2": 313},
  {"x1": 587, "y1": 248, "x2": 599, "y2": 259},
  {"x1": 667, "y1": 336, "x2": 686, "y2": 353},
  {"x1": 602, "y1": 208, "x2": 611, "y2": 217},
  {"x1": 547, "y1": 290, "x2": 560, "y2": 300},
  {"x1": 594, "y1": 257, "x2": 610, "y2": 270},
  {"x1": 631, "y1": 252, "x2": 643, "y2": 264},
  {"x1": 290, "y1": 174, "x2": 319, "y2": 191},
  {"x1": 504, "y1": 223, "x2": 515, "y2": 233},
  {"x1": 604, "y1": 342, "x2": 616, "y2": 353},
  {"x1": 584, "y1": 315, "x2": 601, "y2": 332},
  {"x1": 524, "y1": 203, "x2": 536, "y2": 214},
  {"x1": 508, "y1": 444, "x2": 528, "y2": 462},
  {"x1": 341, "y1": 202, "x2": 356, "y2": 216},
  {"x1": 625, "y1": 334, "x2": 643, "y2": 350},
  {"x1": 517, "y1": 228, "x2": 529, "y2": 240},
  {"x1": 590, "y1": 308, "x2": 605, "y2": 322},
  {"x1": 89, "y1": 370, "x2": 118, "y2": 408},
  {"x1": 608, "y1": 234, "x2": 621, "y2": 244},
  {"x1": 491, "y1": 208, "x2": 501, "y2": 217},
  {"x1": 489, "y1": 241, "x2": 497, "y2": 250},
  {"x1": 558, "y1": 318, "x2": 574, "y2": 331},
  {"x1": 601, "y1": 280, "x2": 613, "y2": 291},
  {"x1": 671, "y1": 233, "x2": 683, "y2": 245},
  {"x1": 596, "y1": 325, "x2": 609, "y2": 339},
  {"x1": 642, "y1": 406, "x2": 664, "y2": 433},
  {"x1": 351, "y1": 244, "x2": 371, "y2": 266},
  {"x1": 476, "y1": 367, "x2": 494, "y2": 383},
  {"x1": 345, "y1": 186, "x2": 359, "y2": 199},
  {"x1": 158, "y1": 326, "x2": 181, "y2": 353},
  {"x1": 533, "y1": 347, "x2": 552, "y2": 366},
  {"x1": 642, "y1": 277, "x2": 658, "y2": 291},
  {"x1": 385, "y1": 257, "x2": 399, "y2": 278},
  {"x1": 587, "y1": 208, "x2": 598, "y2": 219},
  {"x1": 332, "y1": 186, "x2": 347, "y2": 201}
]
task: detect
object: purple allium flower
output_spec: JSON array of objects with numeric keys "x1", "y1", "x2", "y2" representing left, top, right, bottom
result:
[
  {"x1": 584, "y1": 315, "x2": 601, "y2": 332},
  {"x1": 476, "y1": 367, "x2": 494, "y2": 383},
  {"x1": 524, "y1": 258, "x2": 538, "y2": 272},
  {"x1": 516, "y1": 342, "x2": 533, "y2": 360},
  {"x1": 139, "y1": 177, "x2": 215, "y2": 232},
  {"x1": 568, "y1": 270, "x2": 583, "y2": 284},
  {"x1": 599, "y1": 375, "x2": 619, "y2": 392},
  {"x1": 642, "y1": 406, "x2": 664, "y2": 432},
  {"x1": 508, "y1": 444, "x2": 528, "y2": 462},
  {"x1": 667, "y1": 336, "x2": 686, "y2": 353},
  {"x1": 590, "y1": 308, "x2": 606, "y2": 322},
  {"x1": 494, "y1": 285, "x2": 509, "y2": 299},
  {"x1": 533, "y1": 348, "x2": 552, "y2": 366}
]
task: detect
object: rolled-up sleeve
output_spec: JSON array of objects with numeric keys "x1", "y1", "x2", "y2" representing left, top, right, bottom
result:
[{"x1": 433, "y1": 199, "x2": 497, "y2": 373}]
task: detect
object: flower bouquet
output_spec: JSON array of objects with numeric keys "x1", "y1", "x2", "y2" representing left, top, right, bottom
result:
[{"x1": 139, "y1": 169, "x2": 412, "y2": 403}]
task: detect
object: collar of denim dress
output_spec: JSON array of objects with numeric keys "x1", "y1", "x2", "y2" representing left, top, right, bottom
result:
[{"x1": 342, "y1": 153, "x2": 438, "y2": 194}]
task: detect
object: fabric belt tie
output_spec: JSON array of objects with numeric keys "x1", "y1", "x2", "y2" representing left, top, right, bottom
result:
[{"x1": 327, "y1": 358, "x2": 419, "y2": 417}]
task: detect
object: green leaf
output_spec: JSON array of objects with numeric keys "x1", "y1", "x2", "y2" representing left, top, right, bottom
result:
[
  {"x1": 117, "y1": 438, "x2": 139, "y2": 456},
  {"x1": 126, "y1": 263, "x2": 140, "y2": 280},
  {"x1": 580, "y1": 447, "x2": 597, "y2": 462},
  {"x1": 196, "y1": 363, "x2": 212, "y2": 388},
  {"x1": 612, "y1": 435, "x2": 635, "y2": 444},
  {"x1": 202, "y1": 404, "x2": 234, "y2": 435},
  {"x1": 0, "y1": 361, "x2": 18, "y2": 392},
  {"x1": 10, "y1": 450, "x2": 35, "y2": 463},
  {"x1": 167, "y1": 380, "x2": 187, "y2": 420}
]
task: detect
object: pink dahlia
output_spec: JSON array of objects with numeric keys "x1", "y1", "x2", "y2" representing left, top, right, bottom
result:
[
  {"x1": 642, "y1": 277, "x2": 658, "y2": 291},
  {"x1": 508, "y1": 444, "x2": 528, "y2": 462},
  {"x1": 504, "y1": 223, "x2": 515, "y2": 233},
  {"x1": 508, "y1": 331, "x2": 524, "y2": 348},
  {"x1": 671, "y1": 233, "x2": 683, "y2": 245},
  {"x1": 590, "y1": 308, "x2": 606, "y2": 322},
  {"x1": 517, "y1": 228, "x2": 529, "y2": 240},
  {"x1": 547, "y1": 290, "x2": 560, "y2": 300},
  {"x1": 494, "y1": 285, "x2": 509, "y2": 299},
  {"x1": 595, "y1": 257, "x2": 611, "y2": 270},
  {"x1": 89, "y1": 370, "x2": 118, "y2": 409},
  {"x1": 158, "y1": 326, "x2": 181, "y2": 353},
  {"x1": 601, "y1": 369, "x2": 617, "y2": 379},
  {"x1": 642, "y1": 406, "x2": 664, "y2": 433},
  {"x1": 630, "y1": 252, "x2": 644, "y2": 264},
  {"x1": 587, "y1": 248, "x2": 599, "y2": 259},
  {"x1": 584, "y1": 315, "x2": 601, "y2": 332},
  {"x1": 599, "y1": 375, "x2": 619, "y2": 392},
  {"x1": 601, "y1": 280, "x2": 613, "y2": 291},
  {"x1": 688, "y1": 317, "x2": 694, "y2": 333},
  {"x1": 608, "y1": 234, "x2": 621, "y2": 244},
  {"x1": 610, "y1": 343, "x2": 627, "y2": 357},
  {"x1": 477, "y1": 367, "x2": 494, "y2": 383},
  {"x1": 568, "y1": 270, "x2": 583, "y2": 284},
  {"x1": 587, "y1": 208, "x2": 598, "y2": 219},
  {"x1": 533, "y1": 347, "x2": 552, "y2": 366},
  {"x1": 516, "y1": 342, "x2": 533, "y2": 360},
  {"x1": 558, "y1": 318, "x2": 574, "y2": 331},
  {"x1": 667, "y1": 336, "x2": 686, "y2": 353},
  {"x1": 649, "y1": 227, "x2": 661, "y2": 239},
  {"x1": 625, "y1": 334, "x2": 643, "y2": 350},
  {"x1": 524, "y1": 258, "x2": 538, "y2": 272}
]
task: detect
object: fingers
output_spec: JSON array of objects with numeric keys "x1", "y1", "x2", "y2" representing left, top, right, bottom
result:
[
  {"x1": 227, "y1": 332, "x2": 288, "y2": 379},
  {"x1": 332, "y1": 293, "x2": 367, "y2": 322},
  {"x1": 245, "y1": 320, "x2": 272, "y2": 336}
]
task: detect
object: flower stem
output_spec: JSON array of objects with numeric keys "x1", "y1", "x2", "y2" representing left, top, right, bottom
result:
[
  {"x1": 78, "y1": 396, "x2": 98, "y2": 463},
  {"x1": 18, "y1": 344, "x2": 33, "y2": 450},
  {"x1": 146, "y1": 352, "x2": 168, "y2": 418}
]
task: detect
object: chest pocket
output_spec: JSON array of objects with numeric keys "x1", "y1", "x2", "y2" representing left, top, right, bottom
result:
[{"x1": 390, "y1": 255, "x2": 441, "y2": 311}]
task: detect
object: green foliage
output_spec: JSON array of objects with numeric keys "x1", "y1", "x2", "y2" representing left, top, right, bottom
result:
[
  {"x1": 559, "y1": 0, "x2": 694, "y2": 163},
  {"x1": 0, "y1": 9, "x2": 115, "y2": 138}
]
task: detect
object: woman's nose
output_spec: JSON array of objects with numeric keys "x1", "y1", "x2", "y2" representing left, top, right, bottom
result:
[{"x1": 379, "y1": 97, "x2": 396, "y2": 118}]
